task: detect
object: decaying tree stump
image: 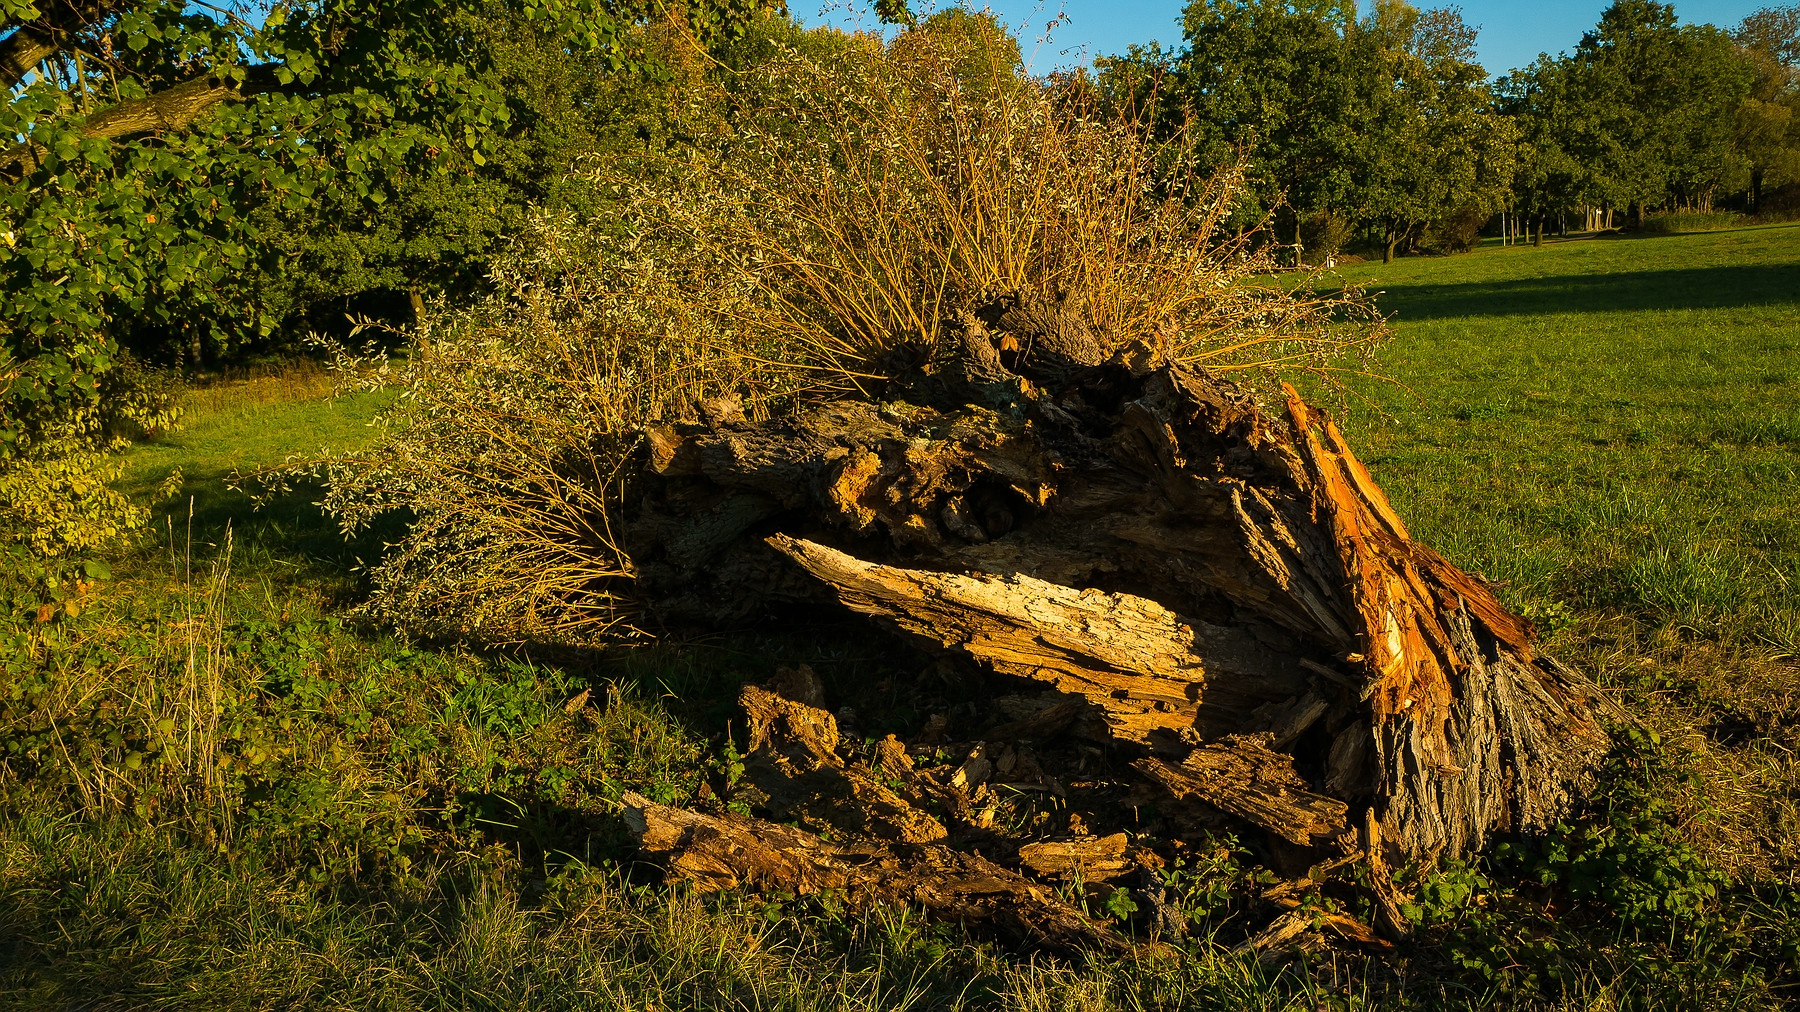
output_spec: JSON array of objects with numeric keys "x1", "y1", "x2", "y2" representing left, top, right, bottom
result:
[{"x1": 617, "y1": 295, "x2": 1622, "y2": 951}]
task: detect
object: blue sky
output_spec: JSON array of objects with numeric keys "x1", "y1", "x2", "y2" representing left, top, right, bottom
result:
[{"x1": 798, "y1": 0, "x2": 1776, "y2": 74}]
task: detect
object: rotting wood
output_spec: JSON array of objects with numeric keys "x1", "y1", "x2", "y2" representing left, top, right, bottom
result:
[
  {"x1": 1016, "y1": 833, "x2": 1133, "y2": 882},
  {"x1": 627, "y1": 335, "x2": 1616, "y2": 863},
  {"x1": 621, "y1": 791, "x2": 1129, "y2": 953},
  {"x1": 1232, "y1": 909, "x2": 1315, "y2": 956},
  {"x1": 1133, "y1": 735, "x2": 1350, "y2": 848},
  {"x1": 616, "y1": 293, "x2": 1626, "y2": 954},
  {"x1": 1233, "y1": 907, "x2": 1393, "y2": 957},
  {"x1": 735, "y1": 682, "x2": 949, "y2": 844},
  {"x1": 767, "y1": 534, "x2": 1311, "y2": 747},
  {"x1": 1361, "y1": 809, "x2": 1412, "y2": 939}
]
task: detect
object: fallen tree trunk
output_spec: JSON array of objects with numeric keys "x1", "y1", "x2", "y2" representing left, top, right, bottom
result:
[
  {"x1": 765, "y1": 534, "x2": 1311, "y2": 748},
  {"x1": 618, "y1": 294, "x2": 1620, "y2": 944}
]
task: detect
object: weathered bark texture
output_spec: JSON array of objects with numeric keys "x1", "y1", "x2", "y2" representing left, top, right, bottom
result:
[
  {"x1": 767, "y1": 535, "x2": 1309, "y2": 747},
  {"x1": 0, "y1": 22, "x2": 57, "y2": 87},
  {"x1": 1134, "y1": 734, "x2": 1348, "y2": 848},
  {"x1": 622, "y1": 789, "x2": 1131, "y2": 953},
  {"x1": 618, "y1": 296, "x2": 1620, "y2": 952}
]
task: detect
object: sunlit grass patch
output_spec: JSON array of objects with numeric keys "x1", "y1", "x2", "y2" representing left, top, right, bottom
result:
[{"x1": 1336, "y1": 224, "x2": 1800, "y2": 651}]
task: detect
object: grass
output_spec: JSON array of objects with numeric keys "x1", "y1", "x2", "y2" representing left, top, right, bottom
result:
[
  {"x1": 3, "y1": 226, "x2": 1800, "y2": 1009},
  {"x1": 118, "y1": 362, "x2": 396, "y2": 585},
  {"x1": 1336, "y1": 224, "x2": 1800, "y2": 646}
]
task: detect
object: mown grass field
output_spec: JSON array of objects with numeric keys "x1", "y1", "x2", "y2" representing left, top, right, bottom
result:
[
  {"x1": 2, "y1": 223, "x2": 1798, "y2": 1010},
  {"x1": 1342, "y1": 225, "x2": 1799, "y2": 651}
]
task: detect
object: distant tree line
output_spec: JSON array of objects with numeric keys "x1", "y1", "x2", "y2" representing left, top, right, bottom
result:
[{"x1": 1097, "y1": 0, "x2": 1800, "y2": 261}]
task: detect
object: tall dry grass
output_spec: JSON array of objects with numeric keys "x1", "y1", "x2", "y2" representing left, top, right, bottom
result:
[
  {"x1": 24, "y1": 501, "x2": 236, "y2": 830},
  {"x1": 310, "y1": 13, "x2": 1384, "y2": 645}
]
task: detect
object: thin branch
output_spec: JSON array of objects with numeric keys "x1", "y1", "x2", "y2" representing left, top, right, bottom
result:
[{"x1": 3, "y1": 61, "x2": 281, "y2": 176}]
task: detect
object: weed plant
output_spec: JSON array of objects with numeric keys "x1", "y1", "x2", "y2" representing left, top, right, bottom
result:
[
  {"x1": 657, "y1": 12, "x2": 1381, "y2": 390},
  {"x1": 1638, "y1": 210, "x2": 1747, "y2": 234},
  {"x1": 0, "y1": 356, "x2": 184, "y2": 559}
]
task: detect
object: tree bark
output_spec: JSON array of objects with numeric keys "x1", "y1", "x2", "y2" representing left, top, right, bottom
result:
[
  {"x1": 1, "y1": 0, "x2": 141, "y2": 88},
  {"x1": 0, "y1": 21, "x2": 57, "y2": 86}
]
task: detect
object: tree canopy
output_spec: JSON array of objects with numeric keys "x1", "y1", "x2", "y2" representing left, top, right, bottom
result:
[
  {"x1": 0, "y1": 0, "x2": 773, "y2": 454},
  {"x1": 1103, "y1": 0, "x2": 1794, "y2": 260},
  {"x1": 1103, "y1": 0, "x2": 1515, "y2": 261}
]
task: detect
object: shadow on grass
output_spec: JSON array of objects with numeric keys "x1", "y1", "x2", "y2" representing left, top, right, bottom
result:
[
  {"x1": 1374, "y1": 263, "x2": 1800, "y2": 321},
  {"x1": 141, "y1": 468, "x2": 403, "y2": 597},
  {"x1": 454, "y1": 624, "x2": 968, "y2": 876}
]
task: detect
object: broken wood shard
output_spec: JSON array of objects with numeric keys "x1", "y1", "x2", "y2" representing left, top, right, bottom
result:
[
  {"x1": 767, "y1": 534, "x2": 1309, "y2": 746},
  {"x1": 1135, "y1": 734, "x2": 1350, "y2": 848},
  {"x1": 1016, "y1": 833, "x2": 1133, "y2": 882},
  {"x1": 737, "y1": 682, "x2": 949, "y2": 844},
  {"x1": 621, "y1": 791, "x2": 1129, "y2": 953}
]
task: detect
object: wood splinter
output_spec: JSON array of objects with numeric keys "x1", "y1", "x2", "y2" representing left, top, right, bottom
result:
[{"x1": 621, "y1": 791, "x2": 1130, "y2": 953}]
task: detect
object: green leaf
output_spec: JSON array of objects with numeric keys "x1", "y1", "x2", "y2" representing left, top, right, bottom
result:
[{"x1": 1103, "y1": 888, "x2": 1138, "y2": 921}]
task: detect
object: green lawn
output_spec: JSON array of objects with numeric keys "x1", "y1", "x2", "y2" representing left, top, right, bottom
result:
[
  {"x1": 1340, "y1": 225, "x2": 1800, "y2": 654},
  {"x1": 4, "y1": 226, "x2": 1800, "y2": 1010},
  {"x1": 115, "y1": 366, "x2": 395, "y2": 583}
]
